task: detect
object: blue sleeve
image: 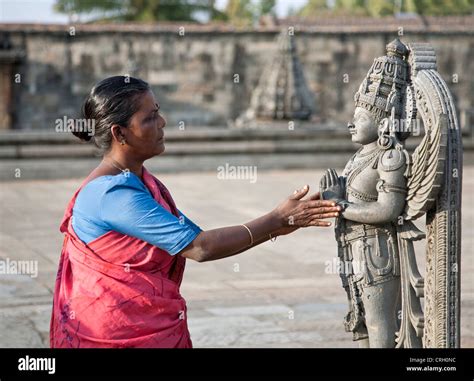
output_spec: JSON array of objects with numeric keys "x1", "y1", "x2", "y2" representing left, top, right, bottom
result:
[
  {"x1": 178, "y1": 209, "x2": 202, "y2": 232},
  {"x1": 100, "y1": 176, "x2": 202, "y2": 255}
]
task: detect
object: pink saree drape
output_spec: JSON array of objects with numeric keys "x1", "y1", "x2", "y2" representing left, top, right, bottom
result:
[{"x1": 50, "y1": 167, "x2": 192, "y2": 348}]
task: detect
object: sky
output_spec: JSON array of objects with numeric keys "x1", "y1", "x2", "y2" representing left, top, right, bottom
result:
[{"x1": 0, "y1": 0, "x2": 309, "y2": 23}]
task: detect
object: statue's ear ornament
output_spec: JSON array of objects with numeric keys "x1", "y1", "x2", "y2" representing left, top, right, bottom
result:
[
  {"x1": 377, "y1": 107, "x2": 402, "y2": 151},
  {"x1": 377, "y1": 118, "x2": 393, "y2": 150}
]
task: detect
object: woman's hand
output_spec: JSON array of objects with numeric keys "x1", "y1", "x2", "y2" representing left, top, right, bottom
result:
[
  {"x1": 271, "y1": 185, "x2": 341, "y2": 230},
  {"x1": 272, "y1": 226, "x2": 298, "y2": 236},
  {"x1": 181, "y1": 184, "x2": 340, "y2": 263}
]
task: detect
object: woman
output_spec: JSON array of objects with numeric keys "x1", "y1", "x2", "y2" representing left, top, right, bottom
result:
[{"x1": 50, "y1": 76, "x2": 341, "y2": 348}]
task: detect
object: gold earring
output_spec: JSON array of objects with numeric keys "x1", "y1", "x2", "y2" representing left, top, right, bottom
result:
[{"x1": 120, "y1": 139, "x2": 126, "y2": 145}]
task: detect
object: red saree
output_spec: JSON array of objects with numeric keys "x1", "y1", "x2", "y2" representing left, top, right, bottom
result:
[{"x1": 50, "y1": 167, "x2": 192, "y2": 348}]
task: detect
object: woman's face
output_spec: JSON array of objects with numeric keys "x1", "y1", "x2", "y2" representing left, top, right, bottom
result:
[
  {"x1": 124, "y1": 90, "x2": 167, "y2": 158},
  {"x1": 348, "y1": 107, "x2": 378, "y2": 145}
]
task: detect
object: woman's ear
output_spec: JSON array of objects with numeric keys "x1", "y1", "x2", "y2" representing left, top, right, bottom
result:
[{"x1": 110, "y1": 125, "x2": 126, "y2": 144}]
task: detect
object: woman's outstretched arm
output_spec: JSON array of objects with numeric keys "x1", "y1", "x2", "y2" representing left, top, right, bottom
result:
[{"x1": 180, "y1": 185, "x2": 341, "y2": 263}]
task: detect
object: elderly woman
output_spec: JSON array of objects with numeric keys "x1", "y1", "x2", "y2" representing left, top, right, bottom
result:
[{"x1": 50, "y1": 76, "x2": 341, "y2": 348}]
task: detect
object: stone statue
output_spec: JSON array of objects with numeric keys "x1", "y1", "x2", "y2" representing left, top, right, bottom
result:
[{"x1": 319, "y1": 39, "x2": 462, "y2": 348}]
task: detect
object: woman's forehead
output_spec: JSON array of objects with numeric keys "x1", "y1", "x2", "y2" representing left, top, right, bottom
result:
[{"x1": 138, "y1": 91, "x2": 159, "y2": 111}]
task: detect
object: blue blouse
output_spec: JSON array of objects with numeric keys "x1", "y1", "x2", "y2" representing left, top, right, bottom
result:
[{"x1": 71, "y1": 172, "x2": 202, "y2": 255}]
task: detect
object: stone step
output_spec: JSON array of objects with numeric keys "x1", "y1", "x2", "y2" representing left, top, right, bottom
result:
[
  {"x1": 0, "y1": 126, "x2": 349, "y2": 145},
  {"x1": 0, "y1": 139, "x2": 362, "y2": 159},
  {"x1": 1, "y1": 129, "x2": 472, "y2": 180},
  {"x1": 0, "y1": 153, "x2": 352, "y2": 181}
]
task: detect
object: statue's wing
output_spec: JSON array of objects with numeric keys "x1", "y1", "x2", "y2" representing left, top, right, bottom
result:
[
  {"x1": 403, "y1": 113, "x2": 447, "y2": 220},
  {"x1": 398, "y1": 42, "x2": 462, "y2": 348},
  {"x1": 402, "y1": 45, "x2": 449, "y2": 221}
]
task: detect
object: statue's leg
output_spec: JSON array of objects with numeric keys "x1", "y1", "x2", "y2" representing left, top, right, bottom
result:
[
  {"x1": 339, "y1": 243, "x2": 369, "y2": 346},
  {"x1": 361, "y1": 277, "x2": 401, "y2": 348}
]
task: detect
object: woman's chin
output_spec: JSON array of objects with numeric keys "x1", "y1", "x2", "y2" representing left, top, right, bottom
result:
[{"x1": 155, "y1": 143, "x2": 165, "y2": 155}]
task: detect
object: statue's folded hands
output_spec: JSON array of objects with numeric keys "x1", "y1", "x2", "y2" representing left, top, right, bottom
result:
[{"x1": 320, "y1": 168, "x2": 345, "y2": 203}]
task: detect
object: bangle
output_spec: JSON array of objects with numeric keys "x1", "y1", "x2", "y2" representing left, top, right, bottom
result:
[
  {"x1": 241, "y1": 224, "x2": 254, "y2": 246},
  {"x1": 269, "y1": 233, "x2": 277, "y2": 242}
]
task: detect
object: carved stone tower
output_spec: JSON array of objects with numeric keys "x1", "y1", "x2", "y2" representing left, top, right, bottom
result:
[{"x1": 234, "y1": 30, "x2": 316, "y2": 128}]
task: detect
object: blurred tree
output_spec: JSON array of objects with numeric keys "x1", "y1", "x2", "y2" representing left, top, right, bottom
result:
[
  {"x1": 225, "y1": 0, "x2": 253, "y2": 25},
  {"x1": 298, "y1": 0, "x2": 367, "y2": 17},
  {"x1": 54, "y1": 0, "x2": 227, "y2": 22},
  {"x1": 412, "y1": 0, "x2": 473, "y2": 15},
  {"x1": 257, "y1": 0, "x2": 276, "y2": 16},
  {"x1": 224, "y1": 0, "x2": 275, "y2": 26},
  {"x1": 297, "y1": 0, "x2": 473, "y2": 16}
]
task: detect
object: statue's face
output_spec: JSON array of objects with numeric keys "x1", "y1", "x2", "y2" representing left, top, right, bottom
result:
[{"x1": 348, "y1": 107, "x2": 379, "y2": 144}]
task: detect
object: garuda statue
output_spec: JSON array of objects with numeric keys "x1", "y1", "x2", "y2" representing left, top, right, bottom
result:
[{"x1": 320, "y1": 39, "x2": 462, "y2": 348}]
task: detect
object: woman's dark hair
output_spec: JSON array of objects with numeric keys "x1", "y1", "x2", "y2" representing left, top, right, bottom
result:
[{"x1": 72, "y1": 75, "x2": 150, "y2": 152}]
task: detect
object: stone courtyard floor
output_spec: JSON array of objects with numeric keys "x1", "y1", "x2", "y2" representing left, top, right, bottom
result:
[{"x1": 0, "y1": 167, "x2": 472, "y2": 347}]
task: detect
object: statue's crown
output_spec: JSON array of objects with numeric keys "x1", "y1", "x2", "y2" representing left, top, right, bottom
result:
[
  {"x1": 386, "y1": 38, "x2": 409, "y2": 59},
  {"x1": 354, "y1": 39, "x2": 409, "y2": 123}
]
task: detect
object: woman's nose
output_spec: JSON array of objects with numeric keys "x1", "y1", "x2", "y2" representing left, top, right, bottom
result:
[
  {"x1": 347, "y1": 122, "x2": 354, "y2": 130},
  {"x1": 159, "y1": 115, "x2": 166, "y2": 129}
]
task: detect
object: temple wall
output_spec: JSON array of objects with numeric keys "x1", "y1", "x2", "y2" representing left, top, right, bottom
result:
[{"x1": 0, "y1": 19, "x2": 472, "y2": 130}]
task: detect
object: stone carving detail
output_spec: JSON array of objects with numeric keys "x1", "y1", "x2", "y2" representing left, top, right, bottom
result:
[{"x1": 319, "y1": 39, "x2": 462, "y2": 348}]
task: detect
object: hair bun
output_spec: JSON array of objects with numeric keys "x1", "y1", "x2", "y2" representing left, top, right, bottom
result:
[
  {"x1": 72, "y1": 129, "x2": 93, "y2": 142},
  {"x1": 77, "y1": 75, "x2": 150, "y2": 152}
]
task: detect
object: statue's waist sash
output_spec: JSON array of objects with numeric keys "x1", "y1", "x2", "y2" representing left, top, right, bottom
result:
[{"x1": 340, "y1": 220, "x2": 396, "y2": 243}]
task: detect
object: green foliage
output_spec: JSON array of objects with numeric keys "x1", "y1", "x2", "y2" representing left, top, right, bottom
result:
[
  {"x1": 258, "y1": 0, "x2": 276, "y2": 16},
  {"x1": 297, "y1": 0, "x2": 474, "y2": 17},
  {"x1": 55, "y1": 0, "x2": 225, "y2": 22},
  {"x1": 225, "y1": 0, "x2": 253, "y2": 25},
  {"x1": 225, "y1": 0, "x2": 276, "y2": 26},
  {"x1": 412, "y1": 0, "x2": 473, "y2": 16},
  {"x1": 55, "y1": 0, "x2": 277, "y2": 23}
]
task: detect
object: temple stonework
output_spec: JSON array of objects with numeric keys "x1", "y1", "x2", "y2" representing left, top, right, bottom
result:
[{"x1": 0, "y1": 16, "x2": 472, "y2": 130}]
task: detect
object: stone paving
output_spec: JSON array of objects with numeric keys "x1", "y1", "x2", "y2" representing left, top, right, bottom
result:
[{"x1": 0, "y1": 166, "x2": 472, "y2": 348}]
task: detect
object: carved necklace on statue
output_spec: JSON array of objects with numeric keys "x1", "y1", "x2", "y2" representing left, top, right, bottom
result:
[
  {"x1": 345, "y1": 146, "x2": 382, "y2": 186},
  {"x1": 356, "y1": 145, "x2": 379, "y2": 158}
]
